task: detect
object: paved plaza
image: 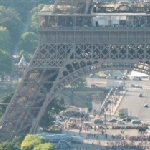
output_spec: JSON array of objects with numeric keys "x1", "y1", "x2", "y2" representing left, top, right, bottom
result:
[
  {"x1": 62, "y1": 128, "x2": 150, "y2": 150},
  {"x1": 59, "y1": 77, "x2": 150, "y2": 149}
]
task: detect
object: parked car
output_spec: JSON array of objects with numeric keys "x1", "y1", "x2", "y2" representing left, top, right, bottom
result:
[
  {"x1": 108, "y1": 119, "x2": 117, "y2": 123},
  {"x1": 131, "y1": 120, "x2": 141, "y2": 124},
  {"x1": 144, "y1": 104, "x2": 148, "y2": 108},
  {"x1": 130, "y1": 84, "x2": 135, "y2": 87},
  {"x1": 135, "y1": 85, "x2": 142, "y2": 88},
  {"x1": 94, "y1": 119, "x2": 103, "y2": 124},
  {"x1": 116, "y1": 121, "x2": 126, "y2": 125},
  {"x1": 121, "y1": 76, "x2": 127, "y2": 80},
  {"x1": 139, "y1": 93, "x2": 143, "y2": 97},
  {"x1": 117, "y1": 77, "x2": 122, "y2": 80},
  {"x1": 91, "y1": 84, "x2": 99, "y2": 88},
  {"x1": 122, "y1": 117, "x2": 131, "y2": 122}
]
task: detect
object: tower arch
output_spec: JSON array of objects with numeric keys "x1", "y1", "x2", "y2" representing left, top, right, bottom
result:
[{"x1": 1, "y1": 0, "x2": 150, "y2": 142}]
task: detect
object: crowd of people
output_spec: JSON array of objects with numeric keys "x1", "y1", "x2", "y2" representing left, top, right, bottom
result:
[
  {"x1": 65, "y1": 142, "x2": 149, "y2": 150},
  {"x1": 58, "y1": 105, "x2": 150, "y2": 150},
  {"x1": 129, "y1": 135, "x2": 150, "y2": 141}
]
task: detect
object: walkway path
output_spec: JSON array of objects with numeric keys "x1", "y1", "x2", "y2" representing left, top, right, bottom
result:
[{"x1": 63, "y1": 128, "x2": 145, "y2": 146}]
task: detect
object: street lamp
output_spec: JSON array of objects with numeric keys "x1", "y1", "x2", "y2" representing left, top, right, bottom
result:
[{"x1": 104, "y1": 108, "x2": 107, "y2": 130}]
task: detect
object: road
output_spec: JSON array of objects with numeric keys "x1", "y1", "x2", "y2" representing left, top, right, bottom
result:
[
  {"x1": 86, "y1": 77, "x2": 150, "y2": 122},
  {"x1": 115, "y1": 88, "x2": 150, "y2": 122},
  {"x1": 63, "y1": 128, "x2": 143, "y2": 147},
  {"x1": 86, "y1": 77, "x2": 150, "y2": 88}
]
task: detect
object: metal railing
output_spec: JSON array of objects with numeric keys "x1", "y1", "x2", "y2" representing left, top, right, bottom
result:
[{"x1": 38, "y1": 26, "x2": 150, "y2": 31}]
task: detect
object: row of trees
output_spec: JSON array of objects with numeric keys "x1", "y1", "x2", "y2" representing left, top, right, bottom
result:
[
  {"x1": 0, "y1": 49, "x2": 12, "y2": 74},
  {"x1": 21, "y1": 134, "x2": 54, "y2": 150},
  {"x1": 15, "y1": 4, "x2": 44, "y2": 68},
  {"x1": 19, "y1": 4, "x2": 44, "y2": 54},
  {"x1": 0, "y1": 6, "x2": 22, "y2": 46},
  {"x1": 0, "y1": 2, "x2": 44, "y2": 74},
  {"x1": 0, "y1": 134, "x2": 54, "y2": 150},
  {"x1": 0, "y1": 6, "x2": 22, "y2": 74}
]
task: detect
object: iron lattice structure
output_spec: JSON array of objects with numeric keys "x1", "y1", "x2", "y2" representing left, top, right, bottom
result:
[{"x1": 1, "y1": 0, "x2": 150, "y2": 141}]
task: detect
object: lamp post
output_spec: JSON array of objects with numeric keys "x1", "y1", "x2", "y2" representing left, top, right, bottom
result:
[
  {"x1": 71, "y1": 88, "x2": 74, "y2": 105},
  {"x1": 104, "y1": 108, "x2": 107, "y2": 130}
]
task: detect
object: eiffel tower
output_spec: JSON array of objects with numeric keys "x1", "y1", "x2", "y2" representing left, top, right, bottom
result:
[{"x1": 0, "y1": 0, "x2": 150, "y2": 142}]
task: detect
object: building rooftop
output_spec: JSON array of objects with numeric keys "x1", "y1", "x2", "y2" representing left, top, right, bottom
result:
[
  {"x1": 39, "y1": 0, "x2": 87, "y2": 15},
  {"x1": 39, "y1": 1, "x2": 150, "y2": 16}
]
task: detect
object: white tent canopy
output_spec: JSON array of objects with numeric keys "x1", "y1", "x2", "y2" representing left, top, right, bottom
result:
[{"x1": 130, "y1": 70, "x2": 149, "y2": 77}]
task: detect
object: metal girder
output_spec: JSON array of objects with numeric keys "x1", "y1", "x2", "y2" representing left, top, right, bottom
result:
[
  {"x1": 0, "y1": 44, "x2": 150, "y2": 141},
  {"x1": 1, "y1": 3, "x2": 150, "y2": 142}
]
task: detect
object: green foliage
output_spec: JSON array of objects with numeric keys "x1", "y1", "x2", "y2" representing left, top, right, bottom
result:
[
  {"x1": 71, "y1": 78, "x2": 87, "y2": 88},
  {"x1": 0, "y1": 6, "x2": 22, "y2": 45},
  {"x1": 0, "y1": 136, "x2": 23, "y2": 150},
  {"x1": 0, "y1": 141, "x2": 13, "y2": 150},
  {"x1": 20, "y1": 31, "x2": 38, "y2": 53},
  {"x1": 40, "y1": 97, "x2": 66, "y2": 130},
  {"x1": 0, "y1": 134, "x2": 53, "y2": 150},
  {"x1": 0, "y1": 49, "x2": 12, "y2": 74},
  {"x1": 60, "y1": 97, "x2": 65, "y2": 105},
  {"x1": 21, "y1": 134, "x2": 44, "y2": 150},
  {"x1": 33, "y1": 143, "x2": 54, "y2": 150},
  {"x1": 1, "y1": 92, "x2": 14, "y2": 103},
  {"x1": 50, "y1": 98, "x2": 66, "y2": 114},
  {"x1": 19, "y1": 50, "x2": 32, "y2": 62},
  {"x1": 0, "y1": 26, "x2": 10, "y2": 52},
  {"x1": 11, "y1": 136, "x2": 24, "y2": 150},
  {"x1": 0, "y1": 92, "x2": 14, "y2": 118},
  {"x1": 30, "y1": 4, "x2": 44, "y2": 33}
]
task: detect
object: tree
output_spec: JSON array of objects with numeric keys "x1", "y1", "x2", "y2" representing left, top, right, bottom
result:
[
  {"x1": 11, "y1": 136, "x2": 23, "y2": 150},
  {"x1": 39, "y1": 98, "x2": 66, "y2": 130},
  {"x1": 33, "y1": 143, "x2": 54, "y2": 150},
  {"x1": 0, "y1": 141, "x2": 13, "y2": 150},
  {"x1": 70, "y1": 78, "x2": 87, "y2": 88},
  {"x1": 20, "y1": 31, "x2": 38, "y2": 53},
  {"x1": 39, "y1": 111, "x2": 54, "y2": 131},
  {"x1": 30, "y1": 4, "x2": 44, "y2": 33},
  {"x1": 0, "y1": 136, "x2": 23, "y2": 150},
  {"x1": 19, "y1": 50, "x2": 32, "y2": 62},
  {"x1": 0, "y1": 26, "x2": 10, "y2": 52},
  {"x1": 0, "y1": 6, "x2": 22, "y2": 46},
  {"x1": 0, "y1": 92, "x2": 14, "y2": 118},
  {"x1": 21, "y1": 134, "x2": 44, "y2": 150},
  {"x1": 1, "y1": 92, "x2": 14, "y2": 103},
  {"x1": 60, "y1": 97, "x2": 65, "y2": 105},
  {"x1": 0, "y1": 49, "x2": 12, "y2": 74}
]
